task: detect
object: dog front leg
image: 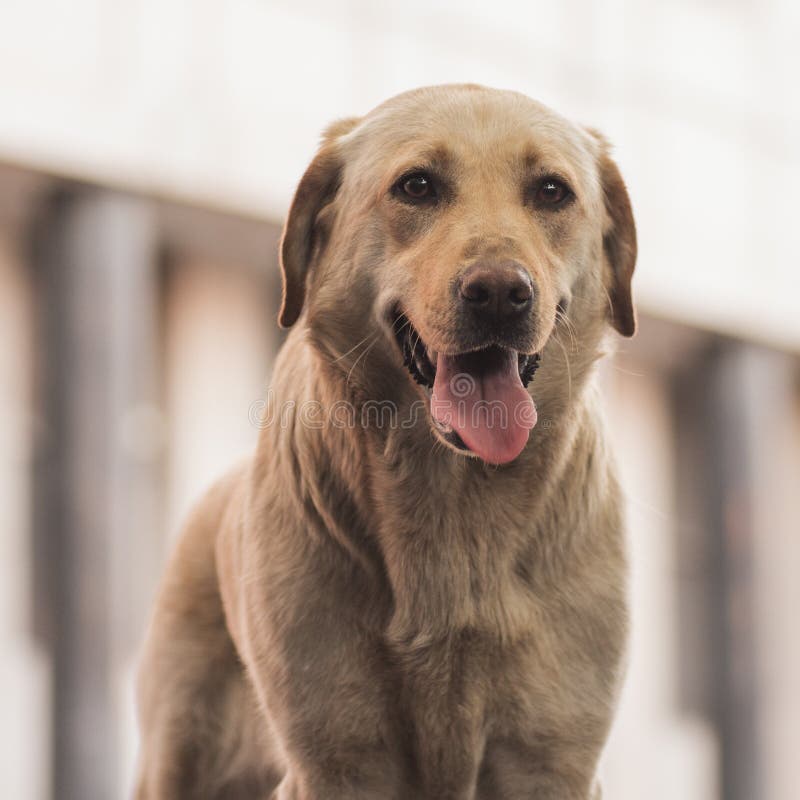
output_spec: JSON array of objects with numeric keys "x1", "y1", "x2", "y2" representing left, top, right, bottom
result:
[{"x1": 234, "y1": 548, "x2": 407, "y2": 799}]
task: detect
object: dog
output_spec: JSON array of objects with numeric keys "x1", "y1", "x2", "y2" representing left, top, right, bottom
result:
[{"x1": 134, "y1": 84, "x2": 636, "y2": 800}]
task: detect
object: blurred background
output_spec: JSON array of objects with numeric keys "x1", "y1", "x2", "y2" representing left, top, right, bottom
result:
[{"x1": 1, "y1": 1, "x2": 798, "y2": 799}]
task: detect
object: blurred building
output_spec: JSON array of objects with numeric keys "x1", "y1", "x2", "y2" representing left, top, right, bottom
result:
[{"x1": 0, "y1": 2, "x2": 798, "y2": 799}]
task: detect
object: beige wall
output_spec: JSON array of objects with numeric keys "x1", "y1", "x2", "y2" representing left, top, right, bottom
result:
[
  {"x1": 600, "y1": 351, "x2": 718, "y2": 798},
  {"x1": 163, "y1": 256, "x2": 278, "y2": 537}
]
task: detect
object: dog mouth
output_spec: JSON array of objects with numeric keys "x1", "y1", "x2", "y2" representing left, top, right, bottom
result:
[{"x1": 391, "y1": 310, "x2": 540, "y2": 465}]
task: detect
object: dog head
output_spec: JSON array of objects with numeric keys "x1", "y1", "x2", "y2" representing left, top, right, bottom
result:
[{"x1": 278, "y1": 85, "x2": 636, "y2": 465}]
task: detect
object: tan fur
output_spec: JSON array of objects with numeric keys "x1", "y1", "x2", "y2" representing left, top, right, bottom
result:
[{"x1": 134, "y1": 84, "x2": 636, "y2": 800}]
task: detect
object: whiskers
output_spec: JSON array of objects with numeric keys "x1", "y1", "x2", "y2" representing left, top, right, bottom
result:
[
  {"x1": 549, "y1": 326, "x2": 574, "y2": 405},
  {"x1": 550, "y1": 305, "x2": 579, "y2": 403},
  {"x1": 345, "y1": 333, "x2": 381, "y2": 389},
  {"x1": 555, "y1": 307, "x2": 578, "y2": 352},
  {"x1": 332, "y1": 316, "x2": 411, "y2": 389},
  {"x1": 330, "y1": 331, "x2": 378, "y2": 364}
]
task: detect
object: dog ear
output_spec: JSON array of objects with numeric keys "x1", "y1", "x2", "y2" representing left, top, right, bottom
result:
[
  {"x1": 589, "y1": 130, "x2": 638, "y2": 337},
  {"x1": 278, "y1": 117, "x2": 360, "y2": 328}
]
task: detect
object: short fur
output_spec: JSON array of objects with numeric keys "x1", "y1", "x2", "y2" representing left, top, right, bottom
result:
[{"x1": 134, "y1": 84, "x2": 636, "y2": 800}]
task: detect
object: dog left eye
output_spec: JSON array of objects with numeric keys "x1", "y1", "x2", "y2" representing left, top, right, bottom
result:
[
  {"x1": 394, "y1": 172, "x2": 437, "y2": 203},
  {"x1": 533, "y1": 177, "x2": 573, "y2": 208}
]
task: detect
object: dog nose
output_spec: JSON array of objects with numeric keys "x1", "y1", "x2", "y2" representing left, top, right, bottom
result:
[{"x1": 458, "y1": 261, "x2": 533, "y2": 321}]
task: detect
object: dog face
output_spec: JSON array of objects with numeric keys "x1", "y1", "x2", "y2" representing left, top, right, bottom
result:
[{"x1": 279, "y1": 85, "x2": 636, "y2": 465}]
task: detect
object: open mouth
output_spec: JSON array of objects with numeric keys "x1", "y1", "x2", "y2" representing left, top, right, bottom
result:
[{"x1": 391, "y1": 310, "x2": 540, "y2": 464}]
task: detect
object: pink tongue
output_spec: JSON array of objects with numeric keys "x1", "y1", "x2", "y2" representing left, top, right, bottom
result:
[{"x1": 431, "y1": 348, "x2": 537, "y2": 465}]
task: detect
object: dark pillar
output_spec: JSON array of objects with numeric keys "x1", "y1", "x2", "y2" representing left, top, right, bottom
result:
[
  {"x1": 674, "y1": 341, "x2": 765, "y2": 800},
  {"x1": 32, "y1": 188, "x2": 160, "y2": 800}
]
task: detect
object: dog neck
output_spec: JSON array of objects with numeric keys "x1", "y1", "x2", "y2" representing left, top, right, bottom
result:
[{"x1": 257, "y1": 324, "x2": 610, "y2": 639}]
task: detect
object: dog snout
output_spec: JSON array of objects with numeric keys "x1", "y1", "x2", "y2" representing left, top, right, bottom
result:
[{"x1": 458, "y1": 260, "x2": 533, "y2": 324}]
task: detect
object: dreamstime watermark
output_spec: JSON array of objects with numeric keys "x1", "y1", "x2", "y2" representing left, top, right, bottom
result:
[{"x1": 248, "y1": 373, "x2": 543, "y2": 432}]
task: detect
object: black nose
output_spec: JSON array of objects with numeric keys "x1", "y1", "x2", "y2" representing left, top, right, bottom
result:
[{"x1": 458, "y1": 260, "x2": 533, "y2": 322}]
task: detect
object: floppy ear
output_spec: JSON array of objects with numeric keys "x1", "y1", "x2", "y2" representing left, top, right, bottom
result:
[
  {"x1": 278, "y1": 117, "x2": 359, "y2": 328},
  {"x1": 591, "y1": 132, "x2": 638, "y2": 337}
]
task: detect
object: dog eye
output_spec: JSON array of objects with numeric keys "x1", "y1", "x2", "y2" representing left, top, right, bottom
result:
[
  {"x1": 395, "y1": 172, "x2": 437, "y2": 203},
  {"x1": 533, "y1": 177, "x2": 573, "y2": 208}
]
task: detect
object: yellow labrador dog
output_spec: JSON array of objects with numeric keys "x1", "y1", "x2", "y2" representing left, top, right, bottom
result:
[{"x1": 135, "y1": 84, "x2": 636, "y2": 800}]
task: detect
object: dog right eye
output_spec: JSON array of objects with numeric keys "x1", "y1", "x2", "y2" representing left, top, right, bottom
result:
[{"x1": 394, "y1": 171, "x2": 438, "y2": 204}]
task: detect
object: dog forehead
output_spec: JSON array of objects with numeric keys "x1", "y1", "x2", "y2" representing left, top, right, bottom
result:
[
  {"x1": 343, "y1": 85, "x2": 597, "y2": 182},
  {"x1": 368, "y1": 85, "x2": 560, "y2": 133}
]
